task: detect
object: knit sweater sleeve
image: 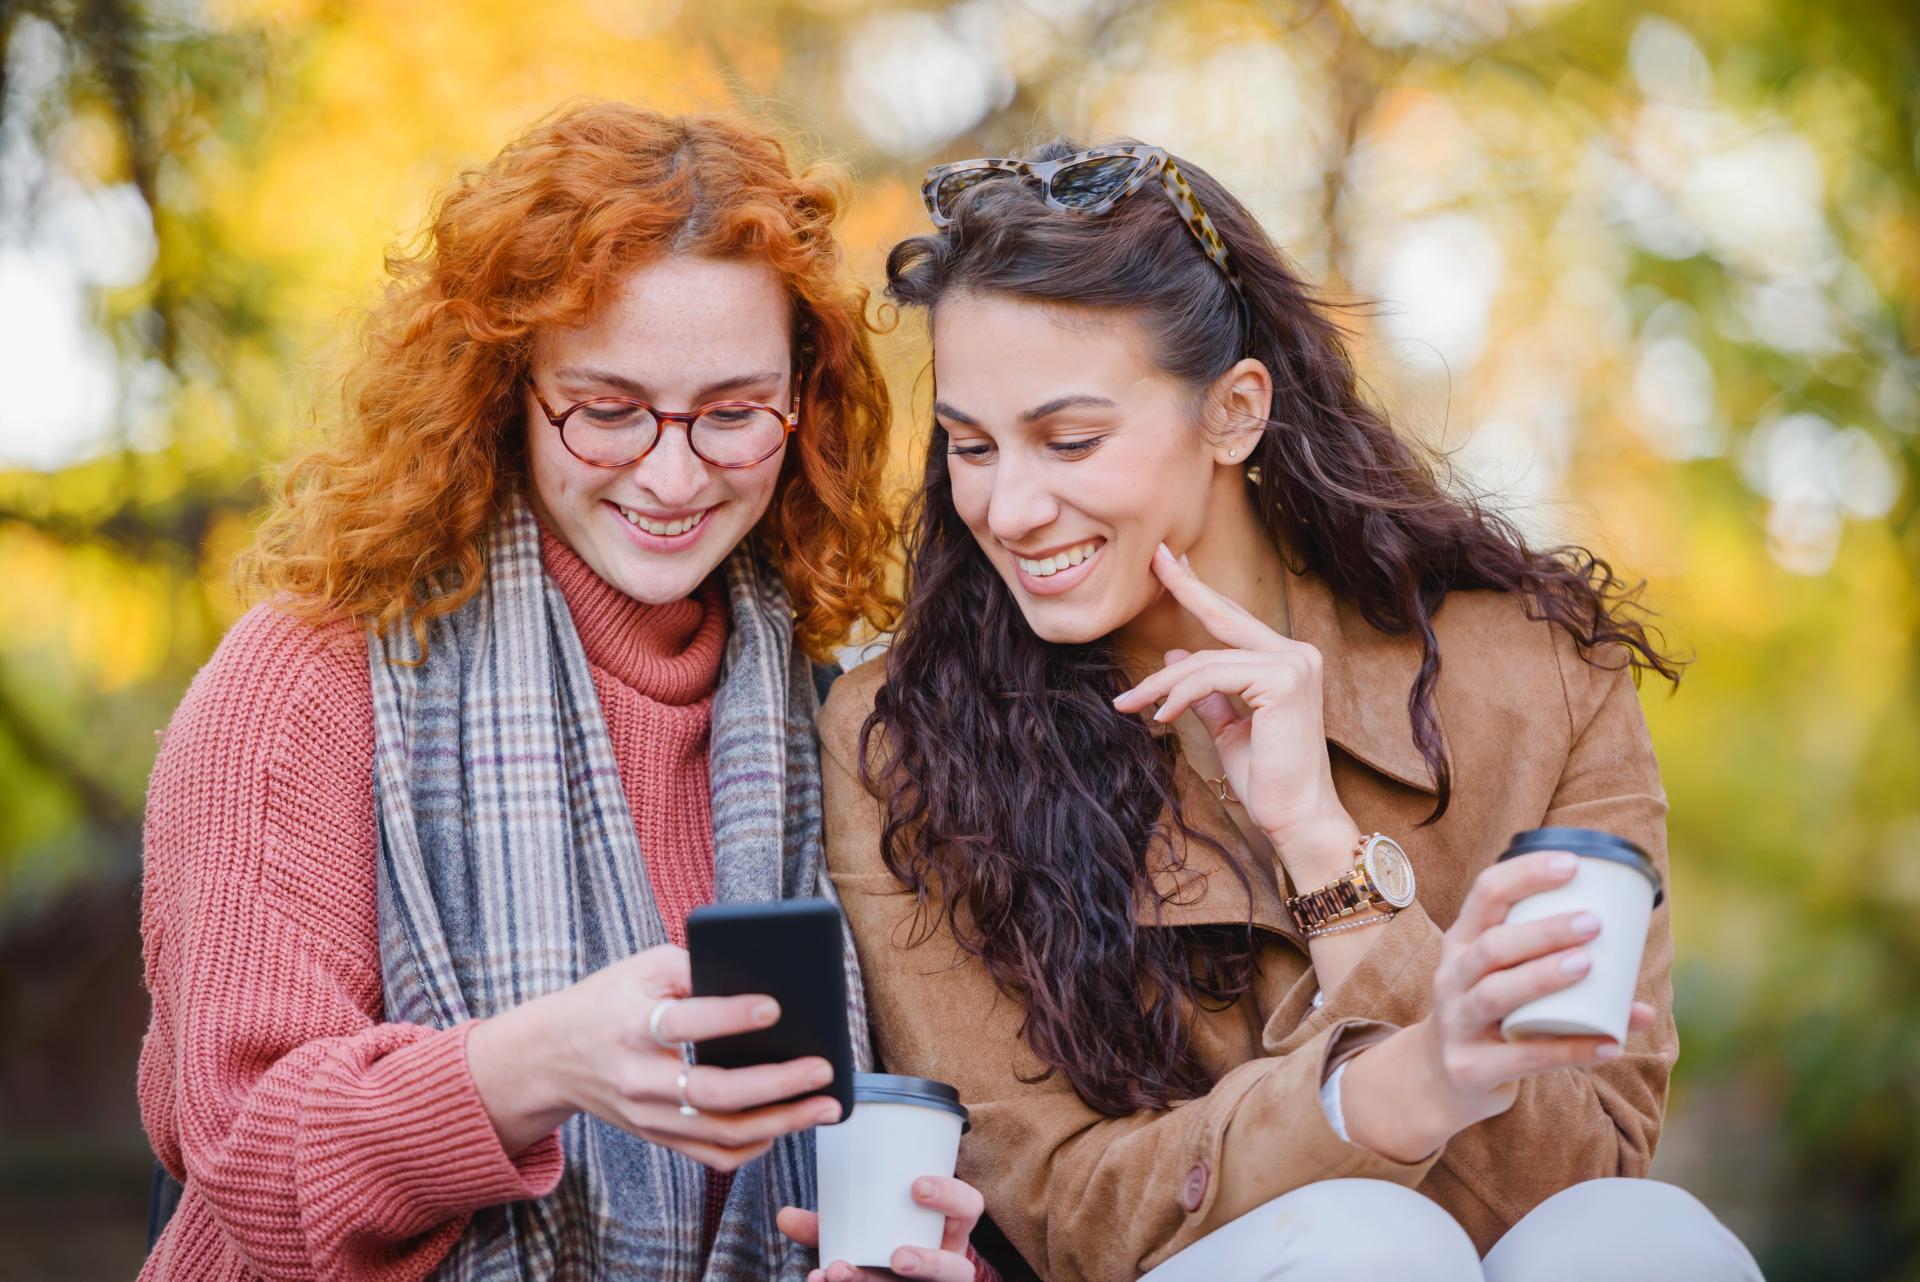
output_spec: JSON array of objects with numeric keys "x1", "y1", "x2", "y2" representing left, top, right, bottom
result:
[{"x1": 137, "y1": 606, "x2": 564, "y2": 1281}]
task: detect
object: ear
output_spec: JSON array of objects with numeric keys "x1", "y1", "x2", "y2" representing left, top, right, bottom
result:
[{"x1": 1209, "y1": 357, "x2": 1272, "y2": 466}]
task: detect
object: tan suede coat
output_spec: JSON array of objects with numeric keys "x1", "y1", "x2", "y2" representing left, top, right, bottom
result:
[{"x1": 819, "y1": 563, "x2": 1676, "y2": 1282}]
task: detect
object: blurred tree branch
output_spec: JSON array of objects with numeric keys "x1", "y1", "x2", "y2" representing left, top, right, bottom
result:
[
  {"x1": 0, "y1": 486, "x2": 251, "y2": 559},
  {"x1": 0, "y1": 662, "x2": 136, "y2": 835},
  {"x1": 0, "y1": 0, "x2": 272, "y2": 883},
  {"x1": 1304, "y1": 1, "x2": 1400, "y2": 291}
]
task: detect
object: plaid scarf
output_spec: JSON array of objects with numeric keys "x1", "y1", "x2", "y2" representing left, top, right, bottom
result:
[{"x1": 368, "y1": 492, "x2": 871, "y2": 1280}]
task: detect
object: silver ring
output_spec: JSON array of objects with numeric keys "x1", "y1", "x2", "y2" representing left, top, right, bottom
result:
[
  {"x1": 676, "y1": 1069, "x2": 699, "y2": 1118},
  {"x1": 649, "y1": 998, "x2": 684, "y2": 1050}
]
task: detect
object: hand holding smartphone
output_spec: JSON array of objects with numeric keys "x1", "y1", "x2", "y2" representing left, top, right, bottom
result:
[{"x1": 686, "y1": 898, "x2": 857, "y2": 1119}]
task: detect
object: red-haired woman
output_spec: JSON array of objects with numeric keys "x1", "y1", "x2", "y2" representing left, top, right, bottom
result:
[{"x1": 137, "y1": 103, "x2": 984, "y2": 1282}]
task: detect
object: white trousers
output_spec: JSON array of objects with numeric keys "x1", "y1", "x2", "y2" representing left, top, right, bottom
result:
[{"x1": 1139, "y1": 1178, "x2": 1763, "y2": 1281}]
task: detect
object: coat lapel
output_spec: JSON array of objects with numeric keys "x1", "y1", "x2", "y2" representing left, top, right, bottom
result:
[
  {"x1": 1143, "y1": 762, "x2": 1302, "y2": 944},
  {"x1": 1281, "y1": 560, "x2": 1443, "y2": 796}
]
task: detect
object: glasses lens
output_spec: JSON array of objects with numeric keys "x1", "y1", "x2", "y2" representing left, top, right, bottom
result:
[
  {"x1": 561, "y1": 400, "x2": 657, "y2": 465},
  {"x1": 1050, "y1": 155, "x2": 1143, "y2": 209},
  {"x1": 932, "y1": 167, "x2": 1018, "y2": 220},
  {"x1": 693, "y1": 405, "x2": 788, "y2": 466}
]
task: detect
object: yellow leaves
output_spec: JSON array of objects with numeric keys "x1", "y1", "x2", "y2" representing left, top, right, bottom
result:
[
  {"x1": 201, "y1": 0, "x2": 329, "y2": 29},
  {"x1": 0, "y1": 531, "x2": 171, "y2": 694},
  {"x1": 199, "y1": 507, "x2": 258, "y2": 627},
  {"x1": 836, "y1": 174, "x2": 921, "y2": 282},
  {"x1": 708, "y1": 30, "x2": 786, "y2": 97},
  {"x1": 1675, "y1": 501, "x2": 1774, "y2": 641},
  {"x1": 1859, "y1": 202, "x2": 1920, "y2": 315},
  {"x1": 51, "y1": 108, "x2": 128, "y2": 187},
  {"x1": 1823, "y1": 519, "x2": 1911, "y2": 706},
  {"x1": 217, "y1": 0, "x2": 739, "y2": 330}
]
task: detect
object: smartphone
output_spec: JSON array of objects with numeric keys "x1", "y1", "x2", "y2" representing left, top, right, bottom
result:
[{"x1": 686, "y1": 897, "x2": 856, "y2": 1119}]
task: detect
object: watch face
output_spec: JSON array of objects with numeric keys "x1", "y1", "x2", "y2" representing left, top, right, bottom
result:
[{"x1": 1364, "y1": 837, "x2": 1417, "y2": 908}]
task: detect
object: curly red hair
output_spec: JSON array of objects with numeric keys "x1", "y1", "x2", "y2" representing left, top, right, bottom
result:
[{"x1": 246, "y1": 101, "x2": 899, "y2": 661}]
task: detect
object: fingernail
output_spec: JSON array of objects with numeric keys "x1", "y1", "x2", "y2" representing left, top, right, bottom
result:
[
  {"x1": 894, "y1": 1250, "x2": 923, "y2": 1273},
  {"x1": 754, "y1": 1000, "x2": 780, "y2": 1025},
  {"x1": 1561, "y1": 950, "x2": 1591, "y2": 975},
  {"x1": 1550, "y1": 853, "x2": 1578, "y2": 875},
  {"x1": 1595, "y1": 1042, "x2": 1623, "y2": 1060},
  {"x1": 1571, "y1": 912, "x2": 1601, "y2": 937},
  {"x1": 809, "y1": 1063, "x2": 832, "y2": 1088},
  {"x1": 815, "y1": 1101, "x2": 842, "y2": 1125},
  {"x1": 914, "y1": 1178, "x2": 934, "y2": 1200}
]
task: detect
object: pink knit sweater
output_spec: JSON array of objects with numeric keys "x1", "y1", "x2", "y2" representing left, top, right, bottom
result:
[{"x1": 137, "y1": 528, "x2": 728, "y2": 1280}]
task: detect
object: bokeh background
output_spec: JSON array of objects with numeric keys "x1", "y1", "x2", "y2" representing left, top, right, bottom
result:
[{"x1": 1, "y1": 0, "x2": 1915, "y2": 1277}]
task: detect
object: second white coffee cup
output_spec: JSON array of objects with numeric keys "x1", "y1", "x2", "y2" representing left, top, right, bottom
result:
[
  {"x1": 1496, "y1": 827, "x2": 1664, "y2": 1045},
  {"x1": 815, "y1": 1072, "x2": 970, "y2": 1269}
]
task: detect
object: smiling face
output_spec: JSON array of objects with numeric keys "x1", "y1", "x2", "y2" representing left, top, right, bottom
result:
[
  {"x1": 932, "y1": 291, "x2": 1261, "y2": 645},
  {"x1": 524, "y1": 255, "x2": 793, "y2": 605}
]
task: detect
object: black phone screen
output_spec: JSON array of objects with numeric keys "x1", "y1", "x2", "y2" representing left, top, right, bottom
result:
[{"x1": 685, "y1": 897, "x2": 857, "y2": 1118}]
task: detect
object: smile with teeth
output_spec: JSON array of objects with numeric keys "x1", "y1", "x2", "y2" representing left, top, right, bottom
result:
[
  {"x1": 1014, "y1": 539, "x2": 1103, "y2": 578},
  {"x1": 618, "y1": 505, "x2": 708, "y2": 537}
]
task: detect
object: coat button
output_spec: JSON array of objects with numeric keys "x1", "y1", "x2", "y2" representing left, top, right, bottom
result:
[{"x1": 1181, "y1": 1162, "x2": 1209, "y2": 1213}]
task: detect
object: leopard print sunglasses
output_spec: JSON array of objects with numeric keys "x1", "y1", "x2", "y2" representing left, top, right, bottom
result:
[{"x1": 920, "y1": 144, "x2": 1246, "y2": 308}]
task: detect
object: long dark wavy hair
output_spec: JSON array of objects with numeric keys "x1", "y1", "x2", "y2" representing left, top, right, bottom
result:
[{"x1": 864, "y1": 138, "x2": 1682, "y2": 1116}]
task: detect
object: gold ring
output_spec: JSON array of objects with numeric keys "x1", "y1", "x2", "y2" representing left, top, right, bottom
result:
[{"x1": 1207, "y1": 775, "x2": 1238, "y2": 805}]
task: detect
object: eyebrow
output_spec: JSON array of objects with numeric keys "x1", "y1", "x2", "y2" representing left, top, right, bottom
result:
[
  {"x1": 551, "y1": 366, "x2": 784, "y2": 403},
  {"x1": 932, "y1": 399, "x2": 979, "y2": 427},
  {"x1": 933, "y1": 393, "x2": 1118, "y2": 428},
  {"x1": 1021, "y1": 394, "x2": 1116, "y2": 423}
]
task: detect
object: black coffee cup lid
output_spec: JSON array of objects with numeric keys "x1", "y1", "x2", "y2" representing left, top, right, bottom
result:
[
  {"x1": 1497, "y1": 827, "x2": 1664, "y2": 906},
  {"x1": 852, "y1": 1072, "x2": 970, "y2": 1131}
]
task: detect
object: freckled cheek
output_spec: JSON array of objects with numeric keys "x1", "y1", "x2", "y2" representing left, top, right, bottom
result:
[
  {"x1": 530, "y1": 443, "x2": 584, "y2": 510},
  {"x1": 533, "y1": 424, "x2": 597, "y2": 487},
  {"x1": 730, "y1": 461, "x2": 783, "y2": 526}
]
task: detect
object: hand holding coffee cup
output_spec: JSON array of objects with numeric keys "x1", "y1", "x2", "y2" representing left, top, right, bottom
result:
[
  {"x1": 777, "y1": 1172, "x2": 984, "y2": 1282},
  {"x1": 781, "y1": 1073, "x2": 980, "y2": 1280},
  {"x1": 1416, "y1": 840, "x2": 1659, "y2": 1134},
  {"x1": 1495, "y1": 828, "x2": 1664, "y2": 1043}
]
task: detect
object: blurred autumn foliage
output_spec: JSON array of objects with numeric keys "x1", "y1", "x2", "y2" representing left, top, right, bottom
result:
[{"x1": 1, "y1": 0, "x2": 1915, "y2": 1277}]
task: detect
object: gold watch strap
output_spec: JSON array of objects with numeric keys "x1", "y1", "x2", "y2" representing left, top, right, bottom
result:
[{"x1": 1286, "y1": 836, "x2": 1386, "y2": 933}]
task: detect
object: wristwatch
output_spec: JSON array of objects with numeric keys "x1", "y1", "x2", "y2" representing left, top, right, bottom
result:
[{"x1": 1286, "y1": 833, "x2": 1417, "y2": 935}]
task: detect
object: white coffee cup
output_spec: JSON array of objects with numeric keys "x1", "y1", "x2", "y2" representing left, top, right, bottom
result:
[
  {"x1": 815, "y1": 1072, "x2": 970, "y2": 1269},
  {"x1": 1497, "y1": 827, "x2": 1664, "y2": 1045}
]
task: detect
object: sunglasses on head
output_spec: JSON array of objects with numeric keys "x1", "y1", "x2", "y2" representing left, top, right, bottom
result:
[{"x1": 919, "y1": 144, "x2": 1247, "y2": 311}]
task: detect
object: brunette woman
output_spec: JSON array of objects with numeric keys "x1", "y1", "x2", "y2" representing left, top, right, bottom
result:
[{"x1": 820, "y1": 140, "x2": 1761, "y2": 1281}]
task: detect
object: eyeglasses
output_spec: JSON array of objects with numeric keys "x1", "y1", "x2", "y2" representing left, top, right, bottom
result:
[
  {"x1": 920, "y1": 145, "x2": 1246, "y2": 308},
  {"x1": 529, "y1": 374, "x2": 800, "y2": 469}
]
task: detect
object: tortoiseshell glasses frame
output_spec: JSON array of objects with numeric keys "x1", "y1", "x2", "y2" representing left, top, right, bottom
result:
[
  {"x1": 920, "y1": 144, "x2": 1246, "y2": 308},
  {"x1": 528, "y1": 372, "x2": 801, "y2": 470}
]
